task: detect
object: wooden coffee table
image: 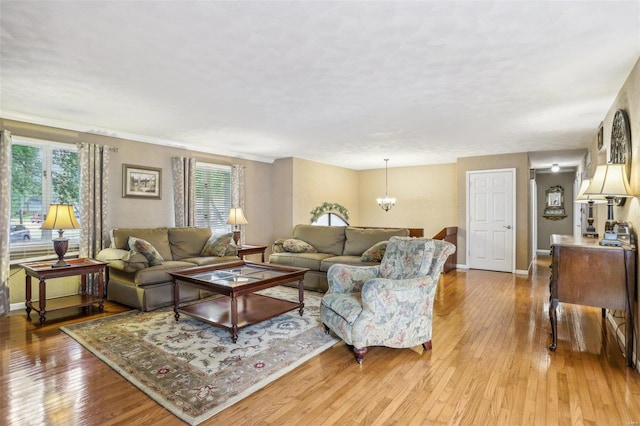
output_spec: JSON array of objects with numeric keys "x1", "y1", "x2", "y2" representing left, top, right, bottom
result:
[{"x1": 169, "y1": 260, "x2": 308, "y2": 343}]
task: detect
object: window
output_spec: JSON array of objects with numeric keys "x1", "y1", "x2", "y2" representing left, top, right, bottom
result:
[
  {"x1": 10, "y1": 137, "x2": 80, "y2": 261},
  {"x1": 313, "y1": 213, "x2": 349, "y2": 226},
  {"x1": 195, "y1": 162, "x2": 232, "y2": 234}
]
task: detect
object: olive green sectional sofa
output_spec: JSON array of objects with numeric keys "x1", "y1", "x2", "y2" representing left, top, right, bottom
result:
[
  {"x1": 97, "y1": 227, "x2": 238, "y2": 311},
  {"x1": 269, "y1": 225, "x2": 423, "y2": 292}
]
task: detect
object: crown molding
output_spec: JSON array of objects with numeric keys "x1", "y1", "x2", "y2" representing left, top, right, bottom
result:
[{"x1": 1, "y1": 110, "x2": 275, "y2": 164}]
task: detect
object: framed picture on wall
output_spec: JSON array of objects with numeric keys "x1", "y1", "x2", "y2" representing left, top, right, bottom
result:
[{"x1": 122, "y1": 164, "x2": 162, "y2": 199}]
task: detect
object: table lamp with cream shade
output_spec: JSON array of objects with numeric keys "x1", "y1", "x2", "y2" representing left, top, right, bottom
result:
[
  {"x1": 575, "y1": 178, "x2": 606, "y2": 237},
  {"x1": 227, "y1": 207, "x2": 248, "y2": 247},
  {"x1": 40, "y1": 204, "x2": 80, "y2": 267},
  {"x1": 584, "y1": 164, "x2": 634, "y2": 237}
]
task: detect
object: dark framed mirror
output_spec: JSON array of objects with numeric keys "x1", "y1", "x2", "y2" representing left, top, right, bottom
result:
[{"x1": 543, "y1": 185, "x2": 567, "y2": 220}]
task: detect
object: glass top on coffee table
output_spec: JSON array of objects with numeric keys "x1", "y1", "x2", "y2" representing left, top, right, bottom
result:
[
  {"x1": 169, "y1": 260, "x2": 309, "y2": 343},
  {"x1": 189, "y1": 265, "x2": 287, "y2": 286}
]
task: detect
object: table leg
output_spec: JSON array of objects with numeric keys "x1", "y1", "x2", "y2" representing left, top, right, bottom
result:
[
  {"x1": 25, "y1": 275, "x2": 32, "y2": 318},
  {"x1": 173, "y1": 281, "x2": 180, "y2": 321},
  {"x1": 38, "y1": 277, "x2": 46, "y2": 325},
  {"x1": 549, "y1": 297, "x2": 558, "y2": 351},
  {"x1": 231, "y1": 295, "x2": 239, "y2": 343},
  {"x1": 298, "y1": 279, "x2": 305, "y2": 316},
  {"x1": 81, "y1": 274, "x2": 87, "y2": 295},
  {"x1": 97, "y1": 269, "x2": 104, "y2": 311}
]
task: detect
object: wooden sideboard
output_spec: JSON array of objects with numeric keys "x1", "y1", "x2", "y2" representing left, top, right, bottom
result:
[
  {"x1": 549, "y1": 234, "x2": 636, "y2": 367},
  {"x1": 433, "y1": 226, "x2": 457, "y2": 273}
]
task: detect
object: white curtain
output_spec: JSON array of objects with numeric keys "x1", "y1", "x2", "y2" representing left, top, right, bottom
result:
[
  {"x1": 231, "y1": 164, "x2": 246, "y2": 244},
  {"x1": 0, "y1": 130, "x2": 12, "y2": 316},
  {"x1": 77, "y1": 142, "x2": 110, "y2": 296},
  {"x1": 172, "y1": 157, "x2": 196, "y2": 227}
]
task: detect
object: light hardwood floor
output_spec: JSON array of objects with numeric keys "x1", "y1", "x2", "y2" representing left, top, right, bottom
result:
[{"x1": 2, "y1": 255, "x2": 640, "y2": 425}]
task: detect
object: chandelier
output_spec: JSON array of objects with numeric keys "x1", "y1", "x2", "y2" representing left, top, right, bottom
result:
[{"x1": 376, "y1": 159, "x2": 396, "y2": 212}]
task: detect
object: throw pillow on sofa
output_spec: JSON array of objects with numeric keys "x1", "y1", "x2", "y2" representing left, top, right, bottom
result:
[
  {"x1": 360, "y1": 240, "x2": 388, "y2": 262},
  {"x1": 201, "y1": 232, "x2": 238, "y2": 257},
  {"x1": 283, "y1": 238, "x2": 317, "y2": 253},
  {"x1": 129, "y1": 236, "x2": 164, "y2": 266},
  {"x1": 272, "y1": 238, "x2": 286, "y2": 253}
]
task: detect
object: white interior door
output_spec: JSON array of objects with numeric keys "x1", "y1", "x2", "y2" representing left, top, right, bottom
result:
[{"x1": 467, "y1": 169, "x2": 515, "y2": 272}]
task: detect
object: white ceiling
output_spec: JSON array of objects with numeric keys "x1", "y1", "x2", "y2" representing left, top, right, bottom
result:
[{"x1": 1, "y1": 1, "x2": 639, "y2": 170}]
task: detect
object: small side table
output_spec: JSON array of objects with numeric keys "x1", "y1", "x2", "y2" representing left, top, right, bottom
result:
[
  {"x1": 237, "y1": 244, "x2": 268, "y2": 262},
  {"x1": 20, "y1": 258, "x2": 107, "y2": 325}
]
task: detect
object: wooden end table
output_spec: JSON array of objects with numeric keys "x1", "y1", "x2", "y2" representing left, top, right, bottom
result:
[
  {"x1": 20, "y1": 258, "x2": 107, "y2": 325},
  {"x1": 237, "y1": 244, "x2": 268, "y2": 262}
]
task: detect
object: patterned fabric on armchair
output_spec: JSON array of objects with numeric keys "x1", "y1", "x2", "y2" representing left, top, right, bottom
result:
[{"x1": 320, "y1": 236, "x2": 456, "y2": 364}]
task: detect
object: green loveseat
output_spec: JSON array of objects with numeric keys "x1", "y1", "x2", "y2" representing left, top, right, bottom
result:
[
  {"x1": 97, "y1": 227, "x2": 238, "y2": 311},
  {"x1": 269, "y1": 225, "x2": 423, "y2": 292}
]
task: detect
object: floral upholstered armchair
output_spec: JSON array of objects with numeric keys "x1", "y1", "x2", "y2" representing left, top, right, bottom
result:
[{"x1": 320, "y1": 236, "x2": 456, "y2": 364}]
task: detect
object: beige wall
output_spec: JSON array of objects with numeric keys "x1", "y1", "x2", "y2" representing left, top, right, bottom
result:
[
  {"x1": 591, "y1": 57, "x2": 640, "y2": 236},
  {"x1": 536, "y1": 171, "x2": 575, "y2": 250},
  {"x1": 358, "y1": 163, "x2": 457, "y2": 238},
  {"x1": 270, "y1": 157, "x2": 360, "y2": 237},
  {"x1": 2, "y1": 118, "x2": 276, "y2": 304},
  {"x1": 457, "y1": 153, "x2": 531, "y2": 272},
  {"x1": 586, "y1": 57, "x2": 640, "y2": 361},
  {"x1": 292, "y1": 158, "x2": 360, "y2": 226},
  {"x1": 271, "y1": 158, "x2": 295, "y2": 242},
  {"x1": 273, "y1": 158, "x2": 458, "y2": 240}
]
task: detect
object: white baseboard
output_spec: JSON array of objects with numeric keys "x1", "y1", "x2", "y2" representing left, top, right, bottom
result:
[
  {"x1": 605, "y1": 312, "x2": 638, "y2": 371},
  {"x1": 10, "y1": 301, "x2": 25, "y2": 312},
  {"x1": 455, "y1": 264, "x2": 528, "y2": 275}
]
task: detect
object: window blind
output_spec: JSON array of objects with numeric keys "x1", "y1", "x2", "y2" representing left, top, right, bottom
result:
[
  {"x1": 10, "y1": 138, "x2": 80, "y2": 262},
  {"x1": 195, "y1": 163, "x2": 232, "y2": 232}
]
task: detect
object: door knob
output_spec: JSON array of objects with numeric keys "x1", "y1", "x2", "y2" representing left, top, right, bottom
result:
[{"x1": 503, "y1": 225, "x2": 512, "y2": 229}]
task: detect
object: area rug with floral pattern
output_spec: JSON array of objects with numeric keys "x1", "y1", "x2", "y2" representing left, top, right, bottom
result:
[{"x1": 60, "y1": 286, "x2": 339, "y2": 425}]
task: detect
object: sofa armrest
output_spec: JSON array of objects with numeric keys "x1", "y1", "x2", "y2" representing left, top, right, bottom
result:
[
  {"x1": 105, "y1": 259, "x2": 149, "y2": 274},
  {"x1": 96, "y1": 248, "x2": 130, "y2": 262},
  {"x1": 97, "y1": 248, "x2": 149, "y2": 273},
  {"x1": 326, "y1": 264, "x2": 381, "y2": 294}
]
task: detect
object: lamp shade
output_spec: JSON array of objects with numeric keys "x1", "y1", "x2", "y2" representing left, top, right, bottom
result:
[
  {"x1": 584, "y1": 164, "x2": 633, "y2": 197},
  {"x1": 575, "y1": 179, "x2": 606, "y2": 204},
  {"x1": 227, "y1": 207, "x2": 248, "y2": 225},
  {"x1": 40, "y1": 204, "x2": 80, "y2": 230}
]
